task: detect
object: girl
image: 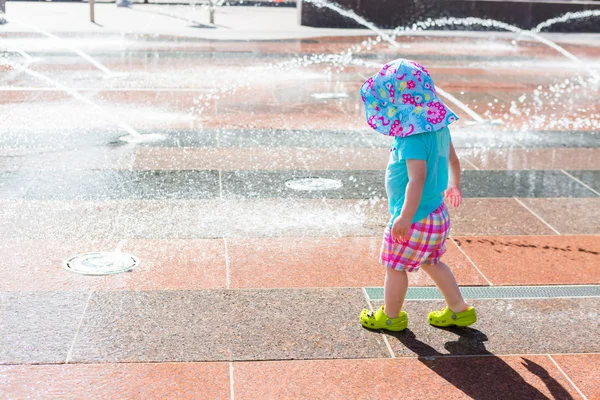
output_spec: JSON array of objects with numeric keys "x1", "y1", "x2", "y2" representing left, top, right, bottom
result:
[{"x1": 359, "y1": 59, "x2": 477, "y2": 331}]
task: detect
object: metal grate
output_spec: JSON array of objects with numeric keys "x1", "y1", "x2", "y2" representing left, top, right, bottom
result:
[{"x1": 364, "y1": 285, "x2": 600, "y2": 301}]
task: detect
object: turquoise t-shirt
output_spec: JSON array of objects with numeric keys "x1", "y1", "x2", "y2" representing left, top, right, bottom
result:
[{"x1": 385, "y1": 127, "x2": 451, "y2": 227}]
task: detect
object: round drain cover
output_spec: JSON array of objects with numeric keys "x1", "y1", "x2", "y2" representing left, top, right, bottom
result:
[
  {"x1": 65, "y1": 252, "x2": 139, "y2": 275},
  {"x1": 285, "y1": 177, "x2": 343, "y2": 191}
]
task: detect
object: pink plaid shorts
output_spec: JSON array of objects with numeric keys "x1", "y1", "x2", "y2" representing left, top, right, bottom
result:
[{"x1": 380, "y1": 203, "x2": 450, "y2": 272}]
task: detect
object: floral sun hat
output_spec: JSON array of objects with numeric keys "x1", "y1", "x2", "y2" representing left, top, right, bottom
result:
[{"x1": 360, "y1": 59, "x2": 459, "y2": 137}]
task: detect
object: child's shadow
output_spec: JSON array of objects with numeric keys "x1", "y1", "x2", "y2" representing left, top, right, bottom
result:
[{"x1": 385, "y1": 328, "x2": 574, "y2": 400}]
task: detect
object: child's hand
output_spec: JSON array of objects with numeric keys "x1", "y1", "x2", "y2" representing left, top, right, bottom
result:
[
  {"x1": 391, "y1": 216, "x2": 412, "y2": 243},
  {"x1": 445, "y1": 185, "x2": 463, "y2": 208}
]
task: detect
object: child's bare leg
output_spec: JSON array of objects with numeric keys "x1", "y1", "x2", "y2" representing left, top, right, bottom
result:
[
  {"x1": 422, "y1": 262, "x2": 469, "y2": 313},
  {"x1": 384, "y1": 268, "x2": 408, "y2": 318}
]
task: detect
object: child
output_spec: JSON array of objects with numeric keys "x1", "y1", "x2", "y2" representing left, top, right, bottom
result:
[{"x1": 359, "y1": 59, "x2": 477, "y2": 331}]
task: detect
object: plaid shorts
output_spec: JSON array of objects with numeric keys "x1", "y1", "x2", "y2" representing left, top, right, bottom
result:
[{"x1": 380, "y1": 203, "x2": 450, "y2": 272}]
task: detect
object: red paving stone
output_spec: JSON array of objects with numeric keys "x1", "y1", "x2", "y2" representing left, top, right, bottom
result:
[
  {"x1": 0, "y1": 363, "x2": 230, "y2": 400},
  {"x1": 552, "y1": 354, "x2": 600, "y2": 400},
  {"x1": 227, "y1": 236, "x2": 488, "y2": 289},
  {"x1": 519, "y1": 198, "x2": 600, "y2": 235},
  {"x1": 454, "y1": 235, "x2": 600, "y2": 285},
  {"x1": 233, "y1": 356, "x2": 582, "y2": 400},
  {"x1": 448, "y1": 198, "x2": 556, "y2": 236},
  {"x1": 0, "y1": 239, "x2": 227, "y2": 291}
]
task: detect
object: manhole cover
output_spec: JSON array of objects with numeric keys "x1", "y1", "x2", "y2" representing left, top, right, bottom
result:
[
  {"x1": 65, "y1": 252, "x2": 139, "y2": 275},
  {"x1": 285, "y1": 177, "x2": 343, "y2": 191}
]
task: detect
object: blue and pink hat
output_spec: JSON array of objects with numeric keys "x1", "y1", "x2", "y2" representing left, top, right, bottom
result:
[{"x1": 360, "y1": 59, "x2": 458, "y2": 137}]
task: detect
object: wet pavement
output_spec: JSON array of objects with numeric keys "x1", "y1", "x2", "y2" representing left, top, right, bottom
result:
[{"x1": 1, "y1": 3, "x2": 599, "y2": 399}]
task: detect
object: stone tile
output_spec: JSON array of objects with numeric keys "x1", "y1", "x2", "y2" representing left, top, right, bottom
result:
[
  {"x1": 0, "y1": 147, "x2": 136, "y2": 171},
  {"x1": 227, "y1": 237, "x2": 488, "y2": 288},
  {"x1": 0, "y1": 200, "x2": 121, "y2": 240},
  {"x1": 0, "y1": 239, "x2": 117, "y2": 291},
  {"x1": 377, "y1": 298, "x2": 600, "y2": 357},
  {"x1": 462, "y1": 148, "x2": 600, "y2": 170},
  {"x1": 0, "y1": 292, "x2": 89, "y2": 364},
  {"x1": 134, "y1": 147, "x2": 389, "y2": 171},
  {"x1": 228, "y1": 288, "x2": 390, "y2": 361},
  {"x1": 234, "y1": 356, "x2": 580, "y2": 400},
  {"x1": 114, "y1": 239, "x2": 227, "y2": 290},
  {"x1": 0, "y1": 170, "x2": 39, "y2": 199},
  {"x1": 511, "y1": 130, "x2": 600, "y2": 149},
  {"x1": 461, "y1": 170, "x2": 597, "y2": 198},
  {"x1": 0, "y1": 239, "x2": 227, "y2": 291},
  {"x1": 454, "y1": 236, "x2": 600, "y2": 285},
  {"x1": 69, "y1": 289, "x2": 389, "y2": 362},
  {"x1": 69, "y1": 290, "x2": 233, "y2": 363},
  {"x1": 217, "y1": 129, "x2": 389, "y2": 148},
  {"x1": 23, "y1": 170, "x2": 221, "y2": 201},
  {"x1": 221, "y1": 170, "x2": 385, "y2": 199},
  {"x1": 566, "y1": 171, "x2": 600, "y2": 193},
  {"x1": 0, "y1": 128, "x2": 125, "y2": 149},
  {"x1": 116, "y1": 199, "x2": 347, "y2": 239},
  {"x1": 519, "y1": 198, "x2": 600, "y2": 235},
  {"x1": 553, "y1": 354, "x2": 600, "y2": 400},
  {"x1": 0, "y1": 363, "x2": 230, "y2": 400},
  {"x1": 448, "y1": 198, "x2": 556, "y2": 236}
]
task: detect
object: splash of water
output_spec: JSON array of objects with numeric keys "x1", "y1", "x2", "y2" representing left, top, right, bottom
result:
[
  {"x1": 302, "y1": 0, "x2": 399, "y2": 48},
  {"x1": 0, "y1": 45, "x2": 156, "y2": 141},
  {"x1": 2, "y1": 15, "x2": 116, "y2": 77},
  {"x1": 533, "y1": 10, "x2": 600, "y2": 33},
  {"x1": 391, "y1": 16, "x2": 600, "y2": 81}
]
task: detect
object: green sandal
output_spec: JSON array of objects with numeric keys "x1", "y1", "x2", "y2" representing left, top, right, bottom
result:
[
  {"x1": 428, "y1": 306, "x2": 477, "y2": 327},
  {"x1": 360, "y1": 305, "x2": 408, "y2": 332}
]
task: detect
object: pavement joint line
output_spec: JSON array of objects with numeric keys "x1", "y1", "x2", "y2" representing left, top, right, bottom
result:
[
  {"x1": 229, "y1": 362, "x2": 235, "y2": 400},
  {"x1": 461, "y1": 158, "x2": 480, "y2": 171},
  {"x1": 547, "y1": 354, "x2": 588, "y2": 400},
  {"x1": 218, "y1": 169, "x2": 224, "y2": 200},
  {"x1": 561, "y1": 169, "x2": 600, "y2": 196},
  {"x1": 450, "y1": 237, "x2": 494, "y2": 286},
  {"x1": 65, "y1": 291, "x2": 93, "y2": 364},
  {"x1": 3, "y1": 353, "x2": 600, "y2": 367},
  {"x1": 223, "y1": 237, "x2": 231, "y2": 290},
  {"x1": 513, "y1": 197, "x2": 561, "y2": 235},
  {"x1": 362, "y1": 287, "x2": 396, "y2": 358}
]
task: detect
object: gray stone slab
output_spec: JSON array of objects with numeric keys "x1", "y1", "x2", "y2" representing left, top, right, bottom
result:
[
  {"x1": 69, "y1": 290, "x2": 233, "y2": 363},
  {"x1": 512, "y1": 131, "x2": 600, "y2": 149},
  {"x1": 114, "y1": 199, "x2": 347, "y2": 239},
  {"x1": 222, "y1": 170, "x2": 386, "y2": 200},
  {"x1": 0, "y1": 199, "x2": 358, "y2": 240},
  {"x1": 0, "y1": 171, "x2": 40, "y2": 200},
  {"x1": 0, "y1": 200, "x2": 120, "y2": 240},
  {"x1": 69, "y1": 289, "x2": 389, "y2": 362},
  {"x1": 462, "y1": 170, "x2": 598, "y2": 198},
  {"x1": 371, "y1": 298, "x2": 600, "y2": 357},
  {"x1": 229, "y1": 288, "x2": 389, "y2": 361},
  {"x1": 21, "y1": 170, "x2": 221, "y2": 201},
  {"x1": 0, "y1": 128, "x2": 125, "y2": 150},
  {"x1": 567, "y1": 171, "x2": 600, "y2": 193},
  {"x1": 0, "y1": 291, "x2": 90, "y2": 364}
]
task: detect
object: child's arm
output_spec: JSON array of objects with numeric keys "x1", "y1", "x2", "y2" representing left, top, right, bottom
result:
[
  {"x1": 391, "y1": 159, "x2": 426, "y2": 242},
  {"x1": 446, "y1": 142, "x2": 463, "y2": 208}
]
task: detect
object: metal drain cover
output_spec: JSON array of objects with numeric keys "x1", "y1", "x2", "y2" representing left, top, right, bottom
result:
[
  {"x1": 285, "y1": 177, "x2": 343, "y2": 191},
  {"x1": 65, "y1": 252, "x2": 139, "y2": 275}
]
